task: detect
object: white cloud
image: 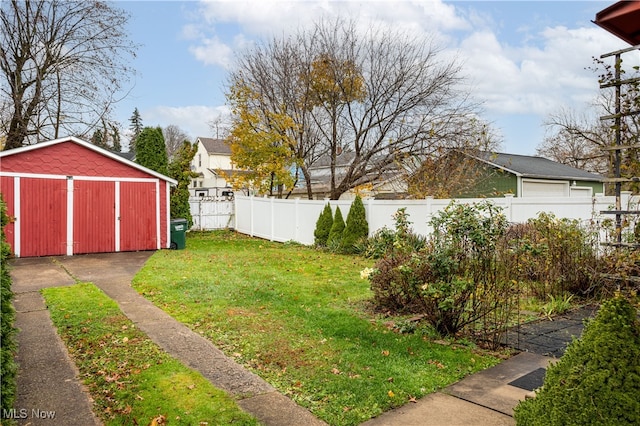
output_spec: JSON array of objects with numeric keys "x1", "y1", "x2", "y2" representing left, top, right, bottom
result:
[
  {"x1": 142, "y1": 105, "x2": 231, "y2": 141},
  {"x1": 188, "y1": 0, "x2": 469, "y2": 68},
  {"x1": 457, "y1": 24, "x2": 626, "y2": 117},
  {"x1": 189, "y1": 37, "x2": 234, "y2": 68}
]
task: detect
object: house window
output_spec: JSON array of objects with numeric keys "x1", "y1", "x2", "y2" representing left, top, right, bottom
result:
[{"x1": 198, "y1": 154, "x2": 202, "y2": 167}]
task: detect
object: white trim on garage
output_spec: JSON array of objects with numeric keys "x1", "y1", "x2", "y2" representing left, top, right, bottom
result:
[
  {"x1": 13, "y1": 177, "x2": 21, "y2": 258},
  {"x1": 521, "y1": 179, "x2": 569, "y2": 197},
  {"x1": 115, "y1": 181, "x2": 121, "y2": 253},
  {"x1": 66, "y1": 177, "x2": 74, "y2": 256}
]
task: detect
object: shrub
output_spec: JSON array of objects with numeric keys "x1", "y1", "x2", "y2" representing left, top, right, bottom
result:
[
  {"x1": 365, "y1": 208, "x2": 426, "y2": 259},
  {"x1": 327, "y1": 206, "x2": 345, "y2": 249},
  {"x1": 1, "y1": 195, "x2": 17, "y2": 414},
  {"x1": 504, "y1": 213, "x2": 598, "y2": 297},
  {"x1": 368, "y1": 252, "x2": 427, "y2": 313},
  {"x1": 340, "y1": 195, "x2": 369, "y2": 253},
  {"x1": 514, "y1": 295, "x2": 640, "y2": 426},
  {"x1": 597, "y1": 248, "x2": 640, "y2": 298},
  {"x1": 168, "y1": 141, "x2": 198, "y2": 228},
  {"x1": 422, "y1": 201, "x2": 510, "y2": 336},
  {"x1": 369, "y1": 201, "x2": 517, "y2": 341},
  {"x1": 314, "y1": 203, "x2": 333, "y2": 247}
]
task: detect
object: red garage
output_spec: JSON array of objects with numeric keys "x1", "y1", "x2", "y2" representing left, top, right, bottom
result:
[{"x1": 0, "y1": 137, "x2": 177, "y2": 257}]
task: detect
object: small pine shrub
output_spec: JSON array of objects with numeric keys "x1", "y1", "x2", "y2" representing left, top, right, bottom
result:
[
  {"x1": 314, "y1": 203, "x2": 333, "y2": 247},
  {"x1": 514, "y1": 295, "x2": 640, "y2": 426},
  {"x1": 340, "y1": 195, "x2": 369, "y2": 253},
  {"x1": 327, "y1": 206, "x2": 345, "y2": 249},
  {"x1": 1, "y1": 195, "x2": 17, "y2": 414}
]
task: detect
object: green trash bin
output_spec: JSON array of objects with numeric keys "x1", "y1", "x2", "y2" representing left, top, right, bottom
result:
[{"x1": 169, "y1": 218, "x2": 188, "y2": 249}]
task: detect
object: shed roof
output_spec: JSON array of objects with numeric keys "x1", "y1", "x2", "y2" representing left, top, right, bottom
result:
[
  {"x1": 197, "y1": 137, "x2": 231, "y2": 155},
  {"x1": 470, "y1": 151, "x2": 604, "y2": 182},
  {"x1": 0, "y1": 136, "x2": 177, "y2": 185}
]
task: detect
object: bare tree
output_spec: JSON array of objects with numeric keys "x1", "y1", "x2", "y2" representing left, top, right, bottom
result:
[
  {"x1": 227, "y1": 19, "x2": 486, "y2": 199},
  {"x1": 163, "y1": 124, "x2": 190, "y2": 160},
  {"x1": 405, "y1": 119, "x2": 503, "y2": 198},
  {"x1": 0, "y1": 0, "x2": 137, "y2": 150},
  {"x1": 538, "y1": 58, "x2": 640, "y2": 193},
  {"x1": 208, "y1": 114, "x2": 231, "y2": 139},
  {"x1": 537, "y1": 108, "x2": 611, "y2": 176}
]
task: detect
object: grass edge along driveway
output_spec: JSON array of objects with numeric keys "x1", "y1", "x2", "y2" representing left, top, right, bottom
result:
[
  {"x1": 43, "y1": 283, "x2": 258, "y2": 426},
  {"x1": 133, "y1": 231, "x2": 502, "y2": 425}
]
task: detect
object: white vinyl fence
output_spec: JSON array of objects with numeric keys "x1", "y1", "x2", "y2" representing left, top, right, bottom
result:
[
  {"x1": 233, "y1": 193, "x2": 640, "y2": 246},
  {"x1": 189, "y1": 197, "x2": 235, "y2": 230}
]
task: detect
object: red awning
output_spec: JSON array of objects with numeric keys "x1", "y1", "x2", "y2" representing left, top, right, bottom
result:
[{"x1": 595, "y1": 1, "x2": 640, "y2": 45}]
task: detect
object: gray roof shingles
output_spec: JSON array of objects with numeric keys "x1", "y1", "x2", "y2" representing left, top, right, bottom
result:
[
  {"x1": 198, "y1": 137, "x2": 231, "y2": 155},
  {"x1": 474, "y1": 152, "x2": 604, "y2": 182}
]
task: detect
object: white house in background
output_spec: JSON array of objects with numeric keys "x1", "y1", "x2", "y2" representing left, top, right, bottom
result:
[{"x1": 190, "y1": 137, "x2": 235, "y2": 198}]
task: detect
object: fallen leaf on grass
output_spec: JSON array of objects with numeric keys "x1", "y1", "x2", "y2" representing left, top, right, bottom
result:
[
  {"x1": 149, "y1": 415, "x2": 166, "y2": 426},
  {"x1": 428, "y1": 360, "x2": 446, "y2": 369},
  {"x1": 331, "y1": 368, "x2": 341, "y2": 375},
  {"x1": 388, "y1": 390, "x2": 395, "y2": 398},
  {"x1": 408, "y1": 396, "x2": 417, "y2": 403},
  {"x1": 381, "y1": 350, "x2": 390, "y2": 356}
]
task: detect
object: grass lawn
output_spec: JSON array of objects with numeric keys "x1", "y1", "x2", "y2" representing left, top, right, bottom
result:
[
  {"x1": 133, "y1": 231, "x2": 502, "y2": 425},
  {"x1": 43, "y1": 283, "x2": 258, "y2": 426}
]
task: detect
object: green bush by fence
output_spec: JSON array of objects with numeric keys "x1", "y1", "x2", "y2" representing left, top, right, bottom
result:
[
  {"x1": 1, "y1": 195, "x2": 17, "y2": 415},
  {"x1": 314, "y1": 203, "x2": 333, "y2": 247},
  {"x1": 340, "y1": 195, "x2": 369, "y2": 253}
]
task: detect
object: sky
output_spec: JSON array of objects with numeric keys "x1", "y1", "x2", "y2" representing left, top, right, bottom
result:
[{"x1": 113, "y1": 0, "x2": 638, "y2": 155}]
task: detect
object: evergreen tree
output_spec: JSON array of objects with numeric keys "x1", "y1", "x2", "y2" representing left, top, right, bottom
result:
[
  {"x1": 135, "y1": 126, "x2": 168, "y2": 175},
  {"x1": 1, "y1": 196, "x2": 17, "y2": 414},
  {"x1": 314, "y1": 203, "x2": 333, "y2": 246},
  {"x1": 128, "y1": 107, "x2": 143, "y2": 154},
  {"x1": 110, "y1": 124, "x2": 121, "y2": 152},
  {"x1": 168, "y1": 140, "x2": 198, "y2": 228},
  {"x1": 327, "y1": 206, "x2": 345, "y2": 249},
  {"x1": 90, "y1": 128, "x2": 106, "y2": 148},
  {"x1": 341, "y1": 195, "x2": 369, "y2": 253}
]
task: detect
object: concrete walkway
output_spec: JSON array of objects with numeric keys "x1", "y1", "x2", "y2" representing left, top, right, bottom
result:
[{"x1": 9, "y1": 252, "x2": 595, "y2": 425}]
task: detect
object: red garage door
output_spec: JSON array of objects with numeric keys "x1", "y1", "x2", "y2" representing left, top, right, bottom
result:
[
  {"x1": 74, "y1": 180, "x2": 116, "y2": 254},
  {"x1": 21, "y1": 178, "x2": 67, "y2": 257},
  {"x1": 0, "y1": 176, "x2": 15, "y2": 250},
  {"x1": 120, "y1": 181, "x2": 157, "y2": 251}
]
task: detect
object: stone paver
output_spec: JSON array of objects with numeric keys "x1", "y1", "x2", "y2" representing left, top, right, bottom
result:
[{"x1": 502, "y1": 306, "x2": 598, "y2": 357}]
